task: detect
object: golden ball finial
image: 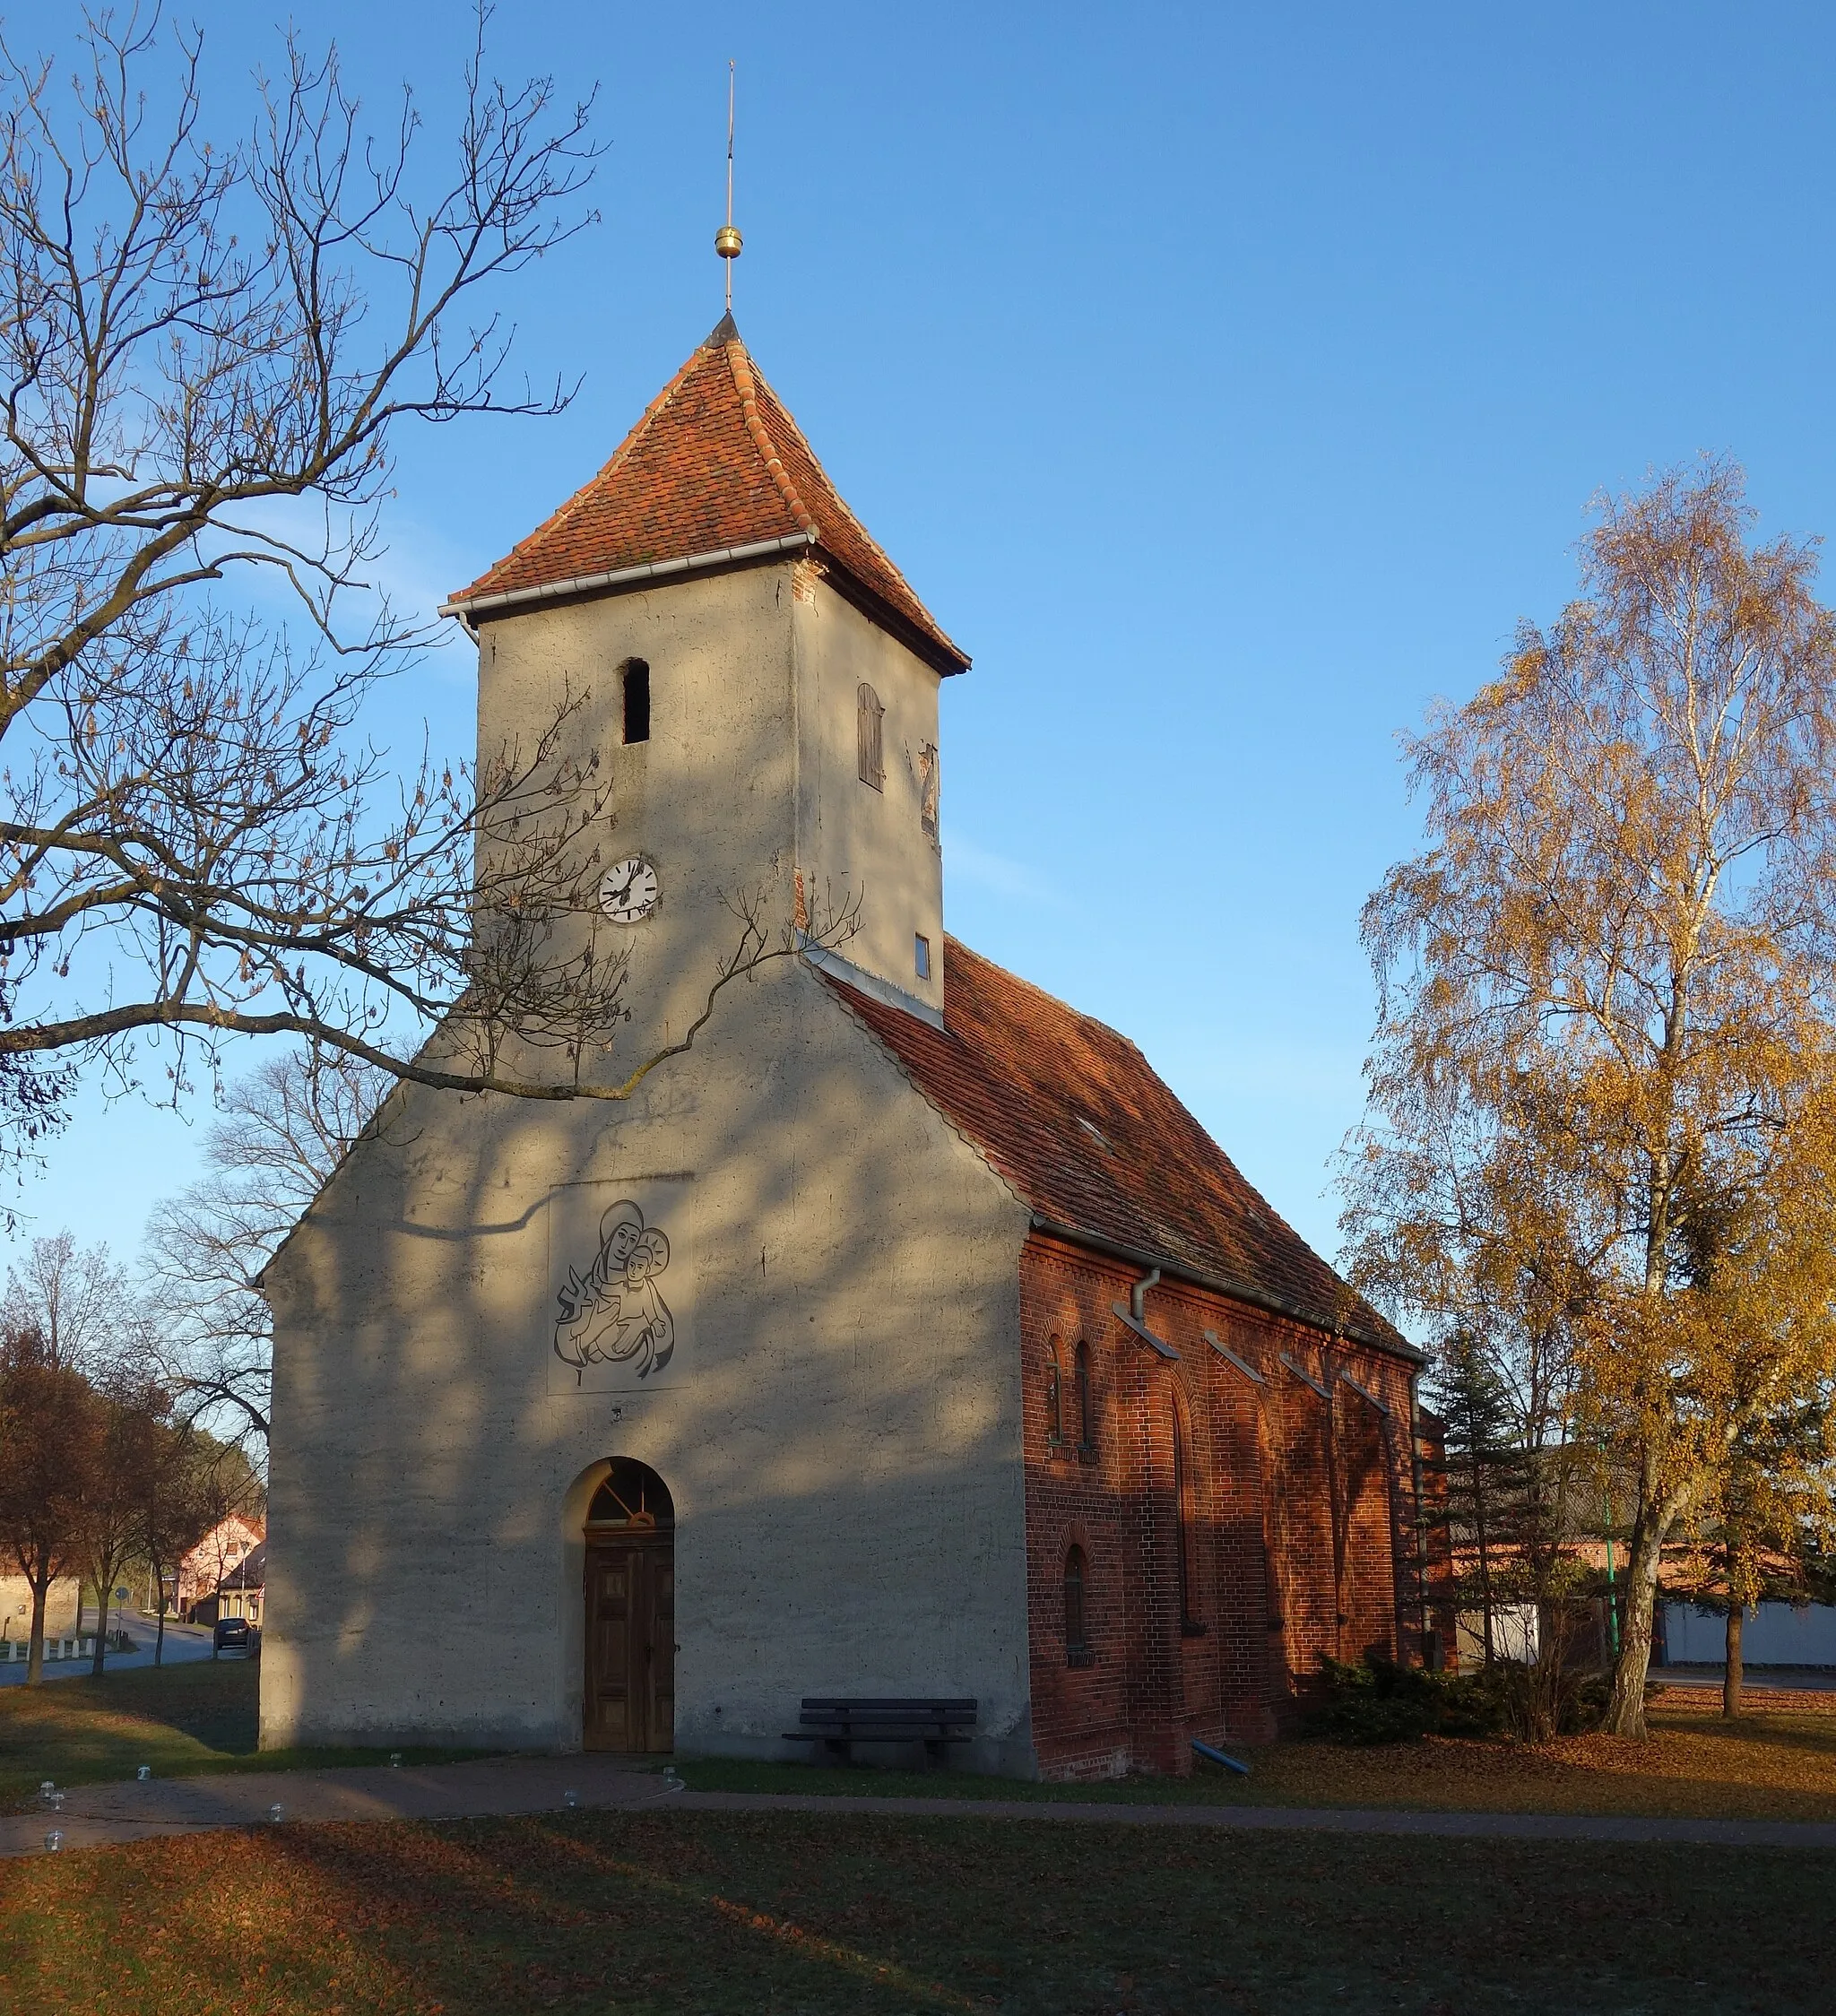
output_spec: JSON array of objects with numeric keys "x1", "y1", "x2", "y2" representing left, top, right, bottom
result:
[{"x1": 714, "y1": 224, "x2": 742, "y2": 259}]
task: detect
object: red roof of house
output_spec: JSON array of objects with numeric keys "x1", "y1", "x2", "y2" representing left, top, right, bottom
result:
[
  {"x1": 450, "y1": 316, "x2": 968, "y2": 673},
  {"x1": 824, "y1": 939, "x2": 1411, "y2": 1359}
]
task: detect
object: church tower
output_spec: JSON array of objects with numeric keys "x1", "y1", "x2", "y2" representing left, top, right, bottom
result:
[
  {"x1": 441, "y1": 316, "x2": 970, "y2": 1064},
  {"x1": 263, "y1": 304, "x2": 1430, "y2": 1779}
]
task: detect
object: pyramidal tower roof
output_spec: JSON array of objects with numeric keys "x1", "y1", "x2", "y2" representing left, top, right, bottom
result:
[{"x1": 445, "y1": 316, "x2": 969, "y2": 673}]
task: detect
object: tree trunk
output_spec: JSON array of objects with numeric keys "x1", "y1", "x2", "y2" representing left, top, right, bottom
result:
[
  {"x1": 1604, "y1": 1511, "x2": 1670, "y2": 1737},
  {"x1": 152, "y1": 1568, "x2": 167, "y2": 1667},
  {"x1": 1723, "y1": 1603, "x2": 1745, "y2": 1718},
  {"x1": 1473, "y1": 1454, "x2": 1496, "y2": 1666},
  {"x1": 24, "y1": 1570, "x2": 48, "y2": 1687},
  {"x1": 91, "y1": 1575, "x2": 110, "y2": 1676}
]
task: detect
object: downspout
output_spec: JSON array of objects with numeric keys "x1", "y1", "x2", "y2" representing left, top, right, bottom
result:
[
  {"x1": 1129, "y1": 1265, "x2": 1171, "y2": 1756},
  {"x1": 1409, "y1": 1371, "x2": 1433, "y2": 1663}
]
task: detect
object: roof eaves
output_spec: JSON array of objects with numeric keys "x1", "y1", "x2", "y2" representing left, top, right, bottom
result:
[
  {"x1": 803, "y1": 553, "x2": 973, "y2": 677},
  {"x1": 439, "y1": 531, "x2": 818, "y2": 621},
  {"x1": 1029, "y1": 1215, "x2": 1425, "y2": 1365}
]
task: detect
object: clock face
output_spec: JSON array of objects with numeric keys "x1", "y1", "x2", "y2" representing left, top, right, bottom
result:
[{"x1": 599, "y1": 856, "x2": 661, "y2": 924}]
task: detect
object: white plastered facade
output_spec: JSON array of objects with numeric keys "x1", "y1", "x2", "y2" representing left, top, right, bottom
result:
[{"x1": 261, "y1": 559, "x2": 1039, "y2": 1772}]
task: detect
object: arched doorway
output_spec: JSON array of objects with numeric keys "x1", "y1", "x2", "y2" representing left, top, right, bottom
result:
[{"x1": 583, "y1": 1460, "x2": 675, "y2": 1753}]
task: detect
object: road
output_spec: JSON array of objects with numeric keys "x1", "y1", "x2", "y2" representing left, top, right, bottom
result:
[{"x1": 0, "y1": 1610, "x2": 230, "y2": 1686}]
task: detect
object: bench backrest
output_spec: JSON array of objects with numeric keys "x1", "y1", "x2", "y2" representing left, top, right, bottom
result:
[{"x1": 798, "y1": 1697, "x2": 976, "y2": 1721}]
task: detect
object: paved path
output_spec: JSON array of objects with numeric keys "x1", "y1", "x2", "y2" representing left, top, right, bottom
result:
[
  {"x1": 10, "y1": 1756, "x2": 1836, "y2": 1858},
  {"x1": 8, "y1": 1754, "x2": 673, "y2": 1857},
  {"x1": 1656, "y1": 1665, "x2": 1836, "y2": 1692}
]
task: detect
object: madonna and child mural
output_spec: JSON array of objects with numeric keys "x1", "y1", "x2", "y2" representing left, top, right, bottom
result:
[{"x1": 548, "y1": 1183, "x2": 695, "y2": 1395}]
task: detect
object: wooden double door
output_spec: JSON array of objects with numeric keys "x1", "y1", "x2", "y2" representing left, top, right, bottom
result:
[{"x1": 584, "y1": 1534, "x2": 674, "y2": 1752}]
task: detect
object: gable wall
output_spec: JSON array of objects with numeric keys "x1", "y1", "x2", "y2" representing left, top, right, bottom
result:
[
  {"x1": 261, "y1": 561, "x2": 1037, "y2": 1768},
  {"x1": 1019, "y1": 1235, "x2": 1424, "y2": 1778}
]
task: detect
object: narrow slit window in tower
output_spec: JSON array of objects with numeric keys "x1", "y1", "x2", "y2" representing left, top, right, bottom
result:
[{"x1": 622, "y1": 660, "x2": 651, "y2": 745}]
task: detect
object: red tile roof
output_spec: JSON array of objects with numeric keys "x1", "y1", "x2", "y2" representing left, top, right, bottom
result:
[
  {"x1": 450, "y1": 316, "x2": 968, "y2": 673},
  {"x1": 824, "y1": 939, "x2": 1412, "y2": 1359}
]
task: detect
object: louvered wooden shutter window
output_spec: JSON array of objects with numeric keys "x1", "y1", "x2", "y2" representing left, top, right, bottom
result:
[{"x1": 857, "y1": 681, "x2": 884, "y2": 790}]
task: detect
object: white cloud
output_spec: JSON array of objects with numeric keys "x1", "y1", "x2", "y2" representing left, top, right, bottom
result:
[{"x1": 943, "y1": 832, "x2": 1066, "y2": 908}]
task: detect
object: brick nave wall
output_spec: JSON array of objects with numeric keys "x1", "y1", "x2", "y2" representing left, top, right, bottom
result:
[{"x1": 1019, "y1": 1234, "x2": 1427, "y2": 1779}]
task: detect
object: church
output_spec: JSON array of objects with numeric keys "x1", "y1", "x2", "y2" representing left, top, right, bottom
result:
[{"x1": 261, "y1": 308, "x2": 1437, "y2": 1780}]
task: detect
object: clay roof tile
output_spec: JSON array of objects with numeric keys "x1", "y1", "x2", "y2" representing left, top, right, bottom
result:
[
  {"x1": 451, "y1": 319, "x2": 967, "y2": 672},
  {"x1": 823, "y1": 940, "x2": 1410, "y2": 1359}
]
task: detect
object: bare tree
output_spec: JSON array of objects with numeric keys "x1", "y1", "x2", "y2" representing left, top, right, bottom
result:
[
  {"x1": 0, "y1": 11, "x2": 860, "y2": 1183},
  {"x1": 146, "y1": 1047, "x2": 385, "y2": 1447},
  {"x1": 1, "y1": 1232, "x2": 130, "y2": 1376}
]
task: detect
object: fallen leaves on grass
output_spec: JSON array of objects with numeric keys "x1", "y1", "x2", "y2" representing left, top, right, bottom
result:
[
  {"x1": 1222, "y1": 1709, "x2": 1836, "y2": 1821},
  {"x1": 0, "y1": 1808, "x2": 1832, "y2": 2015}
]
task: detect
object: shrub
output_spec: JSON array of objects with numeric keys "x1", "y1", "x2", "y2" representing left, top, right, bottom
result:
[{"x1": 1313, "y1": 1651, "x2": 1627, "y2": 1744}]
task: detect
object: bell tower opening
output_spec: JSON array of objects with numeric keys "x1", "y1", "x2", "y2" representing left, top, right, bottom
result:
[{"x1": 621, "y1": 659, "x2": 651, "y2": 745}]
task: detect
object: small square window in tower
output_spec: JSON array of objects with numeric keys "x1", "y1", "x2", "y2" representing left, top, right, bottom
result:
[
  {"x1": 914, "y1": 933, "x2": 931, "y2": 982},
  {"x1": 622, "y1": 660, "x2": 651, "y2": 746},
  {"x1": 856, "y1": 681, "x2": 884, "y2": 791}
]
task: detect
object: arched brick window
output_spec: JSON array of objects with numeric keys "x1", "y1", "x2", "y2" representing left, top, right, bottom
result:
[
  {"x1": 1064, "y1": 1544, "x2": 1092, "y2": 1665},
  {"x1": 1044, "y1": 1340, "x2": 1063, "y2": 1448},
  {"x1": 1075, "y1": 1341, "x2": 1094, "y2": 1456}
]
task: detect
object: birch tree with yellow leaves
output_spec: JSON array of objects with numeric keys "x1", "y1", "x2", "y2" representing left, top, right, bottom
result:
[{"x1": 1344, "y1": 461, "x2": 1836, "y2": 1737}]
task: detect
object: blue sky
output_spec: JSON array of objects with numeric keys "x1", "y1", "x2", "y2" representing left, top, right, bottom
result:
[{"x1": 22, "y1": 1, "x2": 1836, "y2": 1276}]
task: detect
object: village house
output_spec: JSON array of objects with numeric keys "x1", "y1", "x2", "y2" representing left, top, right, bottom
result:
[
  {"x1": 0, "y1": 1575, "x2": 79, "y2": 1651},
  {"x1": 261, "y1": 314, "x2": 1442, "y2": 1777},
  {"x1": 178, "y1": 1514, "x2": 266, "y2": 1624},
  {"x1": 215, "y1": 1543, "x2": 266, "y2": 1631}
]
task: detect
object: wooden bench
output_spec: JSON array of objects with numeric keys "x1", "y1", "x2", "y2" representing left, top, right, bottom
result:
[{"x1": 784, "y1": 1697, "x2": 978, "y2": 1768}]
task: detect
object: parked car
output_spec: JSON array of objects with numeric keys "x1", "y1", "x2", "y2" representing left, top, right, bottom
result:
[{"x1": 213, "y1": 1616, "x2": 255, "y2": 1654}]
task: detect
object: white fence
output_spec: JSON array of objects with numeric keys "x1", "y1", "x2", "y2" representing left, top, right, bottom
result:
[{"x1": 1662, "y1": 1601, "x2": 1836, "y2": 1666}]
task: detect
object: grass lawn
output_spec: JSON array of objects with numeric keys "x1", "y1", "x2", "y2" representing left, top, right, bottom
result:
[
  {"x1": 0, "y1": 1658, "x2": 489, "y2": 1809},
  {"x1": 677, "y1": 1707, "x2": 1836, "y2": 1822},
  {"x1": 0, "y1": 1806, "x2": 1827, "y2": 2013}
]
